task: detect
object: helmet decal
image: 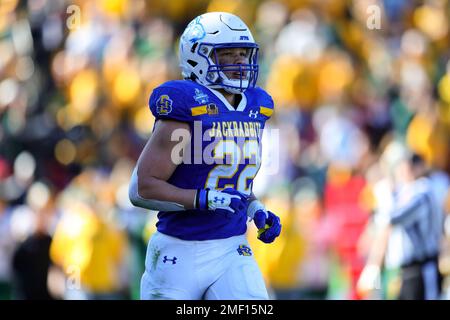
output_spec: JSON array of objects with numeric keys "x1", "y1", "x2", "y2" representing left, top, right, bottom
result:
[{"x1": 185, "y1": 17, "x2": 206, "y2": 44}]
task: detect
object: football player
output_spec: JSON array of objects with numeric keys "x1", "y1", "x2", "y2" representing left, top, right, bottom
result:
[{"x1": 129, "y1": 12, "x2": 282, "y2": 300}]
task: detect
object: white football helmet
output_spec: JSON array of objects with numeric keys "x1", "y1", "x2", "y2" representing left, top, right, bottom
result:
[{"x1": 179, "y1": 12, "x2": 259, "y2": 94}]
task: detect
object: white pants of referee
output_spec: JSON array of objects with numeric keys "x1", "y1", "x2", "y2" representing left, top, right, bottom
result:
[{"x1": 140, "y1": 231, "x2": 269, "y2": 300}]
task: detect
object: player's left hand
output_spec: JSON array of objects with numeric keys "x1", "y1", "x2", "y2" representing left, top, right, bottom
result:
[{"x1": 253, "y1": 210, "x2": 281, "y2": 244}]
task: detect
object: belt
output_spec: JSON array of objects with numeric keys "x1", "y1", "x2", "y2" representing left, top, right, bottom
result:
[{"x1": 401, "y1": 255, "x2": 439, "y2": 269}]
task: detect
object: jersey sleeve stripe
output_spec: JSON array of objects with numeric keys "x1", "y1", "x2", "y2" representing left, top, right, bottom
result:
[
  {"x1": 259, "y1": 106, "x2": 273, "y2": 117},
  {"x1": 191, "y1": 105, "x2": 208, "y2": 116}
]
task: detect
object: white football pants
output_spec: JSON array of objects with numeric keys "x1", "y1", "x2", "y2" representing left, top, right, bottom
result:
[{"x1": 140, "y1": 231, "x2": 269, "y2": 300}]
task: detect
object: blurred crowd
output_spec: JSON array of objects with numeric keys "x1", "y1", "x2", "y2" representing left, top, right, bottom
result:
[{"x1": 0, "y1": 0, "x2": 449, "y2": 300}]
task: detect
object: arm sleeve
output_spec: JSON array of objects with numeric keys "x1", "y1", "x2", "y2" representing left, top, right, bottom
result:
[{"x1": 128, "y1": 166, "x2": 186, "y2": 212}]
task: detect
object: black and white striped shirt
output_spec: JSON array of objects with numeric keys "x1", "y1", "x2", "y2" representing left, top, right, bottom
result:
[{"x1": 389, "y1": 177, "x2": 444, "y2": 266}]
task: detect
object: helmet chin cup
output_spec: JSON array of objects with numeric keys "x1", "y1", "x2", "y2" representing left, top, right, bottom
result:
[
  {"x1": 221, "y1": 77, "x2": 250, "y2": 94},
  {"x1": 224, "y1": 84, "x2": 248, "y2": 94}
]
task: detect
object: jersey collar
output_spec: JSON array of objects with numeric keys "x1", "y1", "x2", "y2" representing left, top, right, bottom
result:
[{"x1": 205, "y1": 87, "x2": 247, "y2": 112}]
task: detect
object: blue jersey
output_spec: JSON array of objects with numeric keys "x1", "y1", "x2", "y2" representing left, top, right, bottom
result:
[{"x1": 148, "y1": 80, "x2": 274, "y2": 240}]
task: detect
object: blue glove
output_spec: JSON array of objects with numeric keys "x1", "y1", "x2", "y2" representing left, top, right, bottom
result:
[
  {"x1": 254, "y1": 210, "x2": 282, "y2": 244},
  {"x1": 197, "y1": 188, "x2": 248, "y2": 218}
]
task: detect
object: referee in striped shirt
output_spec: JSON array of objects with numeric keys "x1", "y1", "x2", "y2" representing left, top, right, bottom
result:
[{"x1": 388, "y1": 152, "x2": 444, "y2": 300}]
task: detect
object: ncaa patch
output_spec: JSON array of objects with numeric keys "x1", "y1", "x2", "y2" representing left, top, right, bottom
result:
[
  {"x1": 156, "y1": 95, "x2": 173, "y2": 115},
  {"x1": 193, "y1": 88, "x2": 209, "y2": 104},
  {"x1": 237, "y1": 244, "x2": 252, "y2": 256}
]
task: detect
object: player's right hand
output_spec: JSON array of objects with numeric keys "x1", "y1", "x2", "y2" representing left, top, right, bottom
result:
[
  {"x1": 197, "y1": 188, "x2": 248, "y2": 217},
  {"x1": 356, "y1": 264, "x2": 381, "y2": 298}
]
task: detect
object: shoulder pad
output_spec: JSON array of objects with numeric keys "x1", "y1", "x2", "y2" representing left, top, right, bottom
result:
[
  {"x1": 248, "y1": 87, "x2": 274, "y2": 118},
  {"x1": 149, "y1": 80, "x2": 194, "y2": 122}
]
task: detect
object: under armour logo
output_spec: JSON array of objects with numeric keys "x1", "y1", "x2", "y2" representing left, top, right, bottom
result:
[
  {"x1": 214, "y1": 197, "x2": 225, "y2": 204},
  {"x1": 163, "y1": 256, "x2": 177, "y2": 264},
  {"x1": 249, "y1": 110, "x2": 259, "y2": 118}
]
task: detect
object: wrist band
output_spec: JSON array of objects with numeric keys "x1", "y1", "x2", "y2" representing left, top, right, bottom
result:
[
  {"x1": 247, "y1": 200, "x2": 266, "y2": 219},
  {"x1": 197, "y1": 189, "x2": 209, "y2": 210},
  {"x1": 194, "y1": 189, "x2": 199, "y2": 209}
]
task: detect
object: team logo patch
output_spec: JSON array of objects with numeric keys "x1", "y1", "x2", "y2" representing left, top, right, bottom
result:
[
  {"x1": 156, "y1": 95, "x2": 173, "y2": 115},
  {"x1": 163, "y1": 256, "x2": 177, "y2": 264},
  {"x1": 237, "y1": 245, "x2": 252, "y2": 256},
  {"x1": 207, "y1": 103, "x2": 218, "y2": 115},
  {"x1": 193, "y1": 88, "x2": 209, "y2": 104}
]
